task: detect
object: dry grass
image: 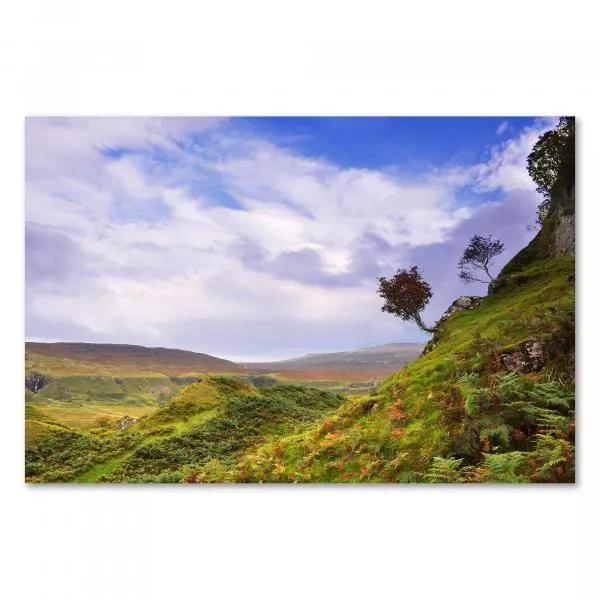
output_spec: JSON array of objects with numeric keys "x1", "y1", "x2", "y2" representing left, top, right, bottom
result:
[{"x1": 37, "y1": 404, "x2": 156, "y2": 429}]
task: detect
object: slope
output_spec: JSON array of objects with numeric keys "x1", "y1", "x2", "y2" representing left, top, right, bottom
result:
[
  {"x1": 25, "y1": 342, "x2": 247, "y2": 430},
  {"x1": 26, "y1": 376, "x2": 346, "y2": 483},
  {"x1": 212, "y1": 254, "x2": 574, "y2": 483},
  {"x1": 243, "y1": 343, "x2": 424, "y2": 381},
  {"x1": 26, "y1": 342, "x2": 245, "y2": 376}
]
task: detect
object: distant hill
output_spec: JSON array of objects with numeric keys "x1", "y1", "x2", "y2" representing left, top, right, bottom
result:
[
  {"x1": 243, "y1": 343, "x2": 424, "y2": 381},
  {"x1": 25, "y1": 342, "x2": 246, "y2": 376}
]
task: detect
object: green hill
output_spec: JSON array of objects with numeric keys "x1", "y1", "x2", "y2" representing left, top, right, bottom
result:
[
  {"x1": 25, "y1": 376, "x2": 346, "y2": 483},
  {"x1": 26, "y1": 342, "x2": 245, "y2": 376},
  {"x1": 24, "y1": 342, "x2": 247, "y2": 430}
]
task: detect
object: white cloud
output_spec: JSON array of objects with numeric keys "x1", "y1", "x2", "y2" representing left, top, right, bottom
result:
[
  {"x1": 25, "y1": 117, "x2": 554, "y2": 357},
  {"x1": 496, "y1": 120, "x2": 509, "y2": 135},
  {"x1": 472, "y1": 117, "x2": 557, "y2": 193}
]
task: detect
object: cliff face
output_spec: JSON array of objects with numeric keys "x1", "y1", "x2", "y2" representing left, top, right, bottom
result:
[
  {"x1": 549, "y1": 176, "x2": 575, "y2": 258},
  {"x1": 493, "y1": 139, "x2": 575, "y2": 289}
]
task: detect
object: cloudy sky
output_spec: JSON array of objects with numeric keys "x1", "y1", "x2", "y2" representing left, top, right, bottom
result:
[{"x1": 25, "y1": 116, "x2": 555, "y2": 361}]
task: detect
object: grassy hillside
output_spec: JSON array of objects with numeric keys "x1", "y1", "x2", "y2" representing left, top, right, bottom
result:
[
  {"x1": 26, "y1": 342, "x2": 245, "y2": 376},
  {"x1": 243, "y1": 343, "x2": 424, "y2": 381},
  {"x1": 25, "y1": 376, "x2": 346, "y2": 483},
  {"x1": 187, "y1": 254, "x2": 575, "y2": 484},
  {"x1": 25, "y1": 342, "x2": 248, "y2": 429}
]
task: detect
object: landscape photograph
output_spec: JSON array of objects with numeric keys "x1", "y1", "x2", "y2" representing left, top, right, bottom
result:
[{"x1": 25, "y1": 115, "x2": 575, "y2": 484}]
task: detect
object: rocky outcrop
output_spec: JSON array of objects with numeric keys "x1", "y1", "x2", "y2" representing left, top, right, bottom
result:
[
  {"x1": 437, "y1": 296, "x2": 483, "y2": 326},
  {"x1": 491, "y1": 147, "x2": 574, "y2": 293},
  {"x1": 501, "y1": 339, "x2": 550, "y2": 373},
  {"x1": 422, "y1": 296, "x2": 483, "y2": 355},
  {"x1": 116, "y1": 416, "x2": 138, "y2": 430},
  {"x1": 552, "y1": 212, "x2": 575, "y2": 257},
  {"x1": 25, "y1": 372, "x2": 51, "y2": 393}
]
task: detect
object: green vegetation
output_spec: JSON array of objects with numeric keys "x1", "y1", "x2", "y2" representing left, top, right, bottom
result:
[
  {"x1": 26, "y1": 376, "x2": 345, "y2": 483},
  {"x1": 527, "y1": 116, "x2": 575, "y2": 225}
]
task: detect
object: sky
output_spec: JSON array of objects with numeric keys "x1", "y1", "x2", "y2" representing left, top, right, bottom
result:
[{"x1": 25, "y1": 116, "x2": 557, "y2": 361}]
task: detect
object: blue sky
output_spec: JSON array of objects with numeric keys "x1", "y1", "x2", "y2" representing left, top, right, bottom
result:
[
  {"x1": 25, "y1": 116, "x2": 555, "y2": 361},
  {"x1": 233, "y1": 116, "x2": 537, "y2": 171}
]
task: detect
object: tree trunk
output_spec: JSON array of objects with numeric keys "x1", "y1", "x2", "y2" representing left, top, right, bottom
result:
[{"x1": 412, "y1": 313, "x2": 436, "y2": 334}]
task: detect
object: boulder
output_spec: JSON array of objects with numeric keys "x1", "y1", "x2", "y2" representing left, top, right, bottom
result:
[
  {"x1": 502, "y1": 350, "x2": 528, "y2": 373},
  {"x1": 502, "y1": 339, "x2": 550, "y2": 373},
  {"x1": 116, "y1": 415, "x2": 138, "y2": 430},
  {"x1": 436, "y1": 296, "x2": 483, "y2": 326}
]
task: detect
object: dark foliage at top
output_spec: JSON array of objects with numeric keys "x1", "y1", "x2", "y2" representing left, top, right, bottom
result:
[
  {"x1": 527, "y1": 116, "x2": 575, "y2": 225},
  {"x1": 377, "y1": 266, "x2": 434, "y2": 333}
]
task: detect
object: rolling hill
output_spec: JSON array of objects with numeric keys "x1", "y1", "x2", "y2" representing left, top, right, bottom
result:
[
  {"x1": 243, "y1": 343, "x2": 424, "y2": 382},
  {"x1": 26, "y1": 342, "x2": 246, "y2": 377}
]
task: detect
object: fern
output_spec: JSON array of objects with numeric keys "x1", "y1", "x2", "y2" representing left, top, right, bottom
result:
[
  {"x1": 529, "y1": 382, "x2": 574, "y2": 409},
  {"x1": 497, "y1": 371, "x2": 526, "y2": 398},
  {"x1": 530, "y1": 434, "x2": 574, "y2": 482},
  {"x1": 424, "y1": 457, "x2": 465, "y2": 483},
  {"x1": 479, "y1": 425, "x2": 511, "y2": 450},
  {"x1": 395, "y1": 470, "x2": 419, "y2": 483},
  {"x1": 483, "y1": 452, "x2": 527, "y2": 483},
  {"x1": 457, "y1": 373, "x2": 486, "y2": 416}
]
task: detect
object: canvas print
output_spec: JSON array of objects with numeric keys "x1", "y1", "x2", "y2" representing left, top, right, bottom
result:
[{"x1": 25, "y1": 116, "x2": 575, "y2": 483}]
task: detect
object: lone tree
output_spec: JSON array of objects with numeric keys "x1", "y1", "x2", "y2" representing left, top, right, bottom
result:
[
  {"x1": 527, "y1": 116, "x2": 575, "y2": 225},
  {"x1": 458, "y1": 234, "x2": 504, "y2": 284},
  {"x1": 377, "y1": 266, "x2": 435, "y2": 333}
]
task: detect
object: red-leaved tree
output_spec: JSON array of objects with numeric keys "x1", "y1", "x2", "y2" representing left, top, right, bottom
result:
[{"x1": 377, "y1": 266, "x2": 435, "y2": 333}]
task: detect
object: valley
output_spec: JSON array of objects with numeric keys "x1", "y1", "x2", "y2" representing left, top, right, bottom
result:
[{"x1": 25, "y1": 340, "x2": 423, "y2": 431}]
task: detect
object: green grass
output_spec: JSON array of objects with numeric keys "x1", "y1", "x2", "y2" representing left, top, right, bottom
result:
[
  {"x1": 36, "y1": 404, "x2": 158, "y2": 429},
  {"x1": 74, "y1": 456, "x2": 126, "y2": 483},
  {"x1": 26, "y1": 376, "x2": 346, "y2": 483}
]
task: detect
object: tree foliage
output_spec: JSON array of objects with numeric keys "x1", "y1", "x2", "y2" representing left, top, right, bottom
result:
[
  {"x1": 377, "y1": 266, "x2": 434, "y2": 333},
  {"x1": 527, "y1": 116, "x2": 575, "y2": 224},
  {"x1": 458, "y1": 234, "x2": 504, "y2": 284}
]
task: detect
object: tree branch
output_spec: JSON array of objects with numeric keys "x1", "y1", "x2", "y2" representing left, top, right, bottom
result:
[{"x1": 411, "y1": 312, "x2": 436, "y2": 334}]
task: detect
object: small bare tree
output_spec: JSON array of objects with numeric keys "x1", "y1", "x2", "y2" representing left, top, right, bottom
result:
[
  {"x1": 458, "y1": 234, "x2": 504, "y2": 284},
  {"x1": 377, "y1": 266, "x2": 435, "y2": 333}
]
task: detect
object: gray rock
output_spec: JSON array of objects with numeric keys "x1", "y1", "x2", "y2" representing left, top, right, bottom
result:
[
  {"x1": 116, "y1": 415, "x2": 138, "y2": 430},
  {"x1": 502, "y1": 351, "x2": 528, "y2": 373},
  {"x1": 436, "y1": 296, "x2": 483, "y2": 326},
  {"x1": 25, "y1": 372, "x2": 51, "y2": 393},
  {"x1": 502, "y1": 339, "x2": 550, "y2": 373},
  {"x1": 455, "y1": 296, "x2": 475, "y2": 308}
]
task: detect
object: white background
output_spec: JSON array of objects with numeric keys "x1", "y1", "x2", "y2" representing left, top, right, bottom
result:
[{"x1": 1, "y1": 2, "x2": 598, "y2": 599}]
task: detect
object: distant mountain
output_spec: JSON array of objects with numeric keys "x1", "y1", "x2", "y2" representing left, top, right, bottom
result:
[
  {"x1": 243, "y1": 343, "x2": 424, "y2": 381},
  {"x1": 25, "y1": 342, "x2": 246, "y2": 376}
]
